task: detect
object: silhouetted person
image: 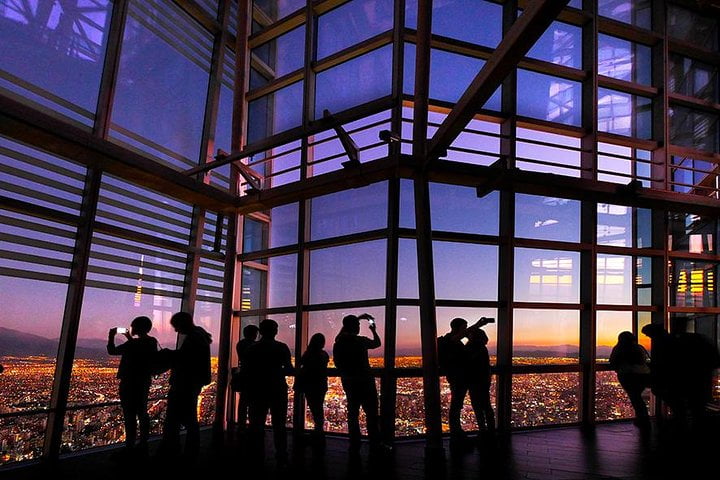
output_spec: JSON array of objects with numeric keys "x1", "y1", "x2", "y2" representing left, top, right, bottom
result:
[
  {"x1": 107, "y1": 316, "x2": 159, "y2": 451},
  {"x1": 245, "y1": 319, "x2": 293, "y2": 466},
  {"x1": 674, "y1": 330, "x2": 720, "y2": 424},
  {"x1": 158, "y1": 311, "x2": 212, "y2": 460},
  {"x1": 235, "y1": 324, "x2": 259, "y2": 433},
  {"x1": 465, "y1": 328, "x2": 496, "y2": 437},
  {"x1": 641, "y1": 324, "x2": 682, "y2": 417},
  {"x1": 333, "y1": 314, "x2": 388, "y2": 455},
  {"x1": 609, "y1": 331, "x2": 651, "y2": 428},
  {"x1": 296, "y1": 333, "x2": 330, "y2": 447}
]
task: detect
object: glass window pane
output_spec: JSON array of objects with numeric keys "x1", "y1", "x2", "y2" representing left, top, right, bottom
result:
[
  {"x1": 598, "y1": 34, "x2": 651, "y2": 85},
  {"x1": 597, "y1": 204, "x2": 633, "y2": 247},
  {"x1": 434, "y1": 242, "x2": 498, "y2": 301},
  {"x1": 399, "y1": 179, "x2": 416, "y2": 229},
  {"x1": 315, "y1": 45, "x2": 393, "y2": 118},
  {"x1": 308, "y1": 306, "x2": 385, "y2": 368},
  {"x1": 514, "y1": 248, "x2": 580, "y2": 303},
  {"x1": 396, "y1": 306, "x2": 422, "y2": 367},
  {"x1": 247, "y1": 81, "x2": 304, "y2": 144},
  {"x1": 251, "y1": 26, "x2": 305, "y2": 79},
  {"x1": 110, "y1": 1, "x2": 212, "y2": 169},
  {"x1": 270, "y1": 203, "x2": 299, "y2": 249},
  {"x1": 437, "y1": 307, "x2": 498, "y2": 357},
  {"x1": 316, "y1": 0, "x2": 394, "y2": 59},
  {"x1": 596, "y1": 370, "x2": 646, "y2": 421},
  {"x1": 667, "y1": 5, "x2": 718, "y2": 51},
  {"x1": 512, "y1": 373, "x2": 579, "y2": 427},
  {"x1": 266, "y1": 254, "x2": 297, "y2": 308},
  {"x1": 398, "y1": 239, "x2": 419, "y2": 299},
  {"x1": 406, "y1": 0, "x2": 502, "y2": 48},
  {"x1": 669, "y1": 54, "x2": 718, "y2": 103},
  {"x1": 0, "y1": 0, "x2": 112, "y2": 125},
  {"x1": 241, "y1": 267, "x2": 266, "y2": 311},
  {"x1": 396, "y1": 377, "x2": 426, "y2": 435},
  {"x1": 194, "y1": 300, "x2": 222, "y2": 426},
  {"x1": 597, "y1": 311, "x2": 633, "y2": 362},
  {"x1": 637, "y1": 256, "x2": 652, "y2": 306},
  {"x1": 598, "y1": 88, "x2": 652, "y2": 139},
  {"x1": 0, "y1": 414, "x2": 48, "y2": 465},
  {"x1": 597, "y1": 254, "x2": 632, "y2": 305},
  {"x1": 598, "y1": 0, "x2": 651, "y2": 29},
  {"x1": 310, "y1": 182, "x2": 388, "y2": 241},
  {"x1": 515, "y1": 194, "x2": 580, "y2": 242},
  {"x1": 517, "y1": 70, "x2": 582, "y2": 127},
  {"x1": 513, "y1": 309, "x2": 579, "y2": 365},
  {"x1": 430, "y1": 184, "x2": 499, "y2": 235},
  {"x1": 309, "y1": 240, "x2": 387, "y2": 304},
  {"x1": 669, "y1": 106, "x2": 719, "y2": 152},
  {"x1": 527, "y1": 21, "x2": 582, "y2": 69}
]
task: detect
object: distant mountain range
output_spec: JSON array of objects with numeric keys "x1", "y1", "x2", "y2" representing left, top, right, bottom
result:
[{"x1": 0, "y1": 327, "x2": 108, "y2": 359}]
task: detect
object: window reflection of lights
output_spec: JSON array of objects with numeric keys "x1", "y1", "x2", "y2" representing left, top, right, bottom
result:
[
  {"x1": 542, "y1": 197, "x2": 569, "y2": 207},
  {"x1": 597, "y1": 225, "x2": 627, "y2": 238},
  {"x1": 529, "y1": 275, "x2": 573, "y2": 285},
  {"x1": 531, "y1": 258, "x2": 574, "y2": 269}
]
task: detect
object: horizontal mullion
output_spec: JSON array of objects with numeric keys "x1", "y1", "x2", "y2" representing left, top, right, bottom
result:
[
  {"x1": 303, "y1": 298, "x2": 387, "y2": 312},
  {"x1": 91, "y1": 234, "x2": 188, "y2": 263},
  {"x1": 435, "y1": 299, "x2": 500, "y2": 308},
  {"x1": 196, "y1": 283, "x2": 224, "y2": 293},
  {"x1": 0, "y1": 164, "x2": 84, "y2": 199},
  {"x1": 0, "y1": 266, "x2": 68, "y2": 283},
  {"x1": 598, "y1": 76, "x2": 658, "y2": 97},
  {"x1": 513, "y1": 237, "x2": 587, "y2": 251},
  {"x1": 304, "y1": 229, "x2": 388, "y2": 251},
  {"x1": 431, "y1": 231, "x2": 499, "y2": 245},
  {"x1": 93, "y1": 221, "x2": 190, "y2": 254},
  {"x1": 0, "y1": 195, "x2": 81, "y2": 227},
  {"x1": 513, "y1": 302, "x2": 584, "y2": 310},
  {"x1": 595, "y1": 245, "x2": 664, "y2": 257},
  {"x1": 198, "y1": 272, "x2": 225, "y2": 284},
  {"x1": 84, "y1": 279, "x2": 183, "y2": 298},
  {"x1": 89, "y1": 250, "x2": 187, "y2": 276},
  {"x1": 235, "y1": 306, "x2": 297, "y2": 316},
  {"x1": 248, "y1": 8, "x2": 305, "y2": 47},
  {"x1": 667, "y1": 39, "x2": 720, "y2": 66},
  {"x1": 596, "y1": 17, "x2": 661, "y2": 46},
  {"x1": 667, "y1": 251, "x2": 720, "y2": 261},
  {"x1": 596, "y1": 132, "x2": 658, "y2": 150},
  {"x1": 594, "y1": 304, "x2": 645, "y2": 311},
  {"x1": 239, "y1": 244, "x2": 299, "y2": 262},
  {"x1": 668, "y1": 93, "x2": 720, "y2": 115},
  {"x1": 109, "y1": 124, "x2": 196, "y2": 168},
  {"x1": 0, "y1": 180, "x2": 80, "y2": 210},
  {"x1": 313, "y1": 32, "x2": 393, "y2": 74},
  {"x1": 0, "y1": 144, "x2": 85, "y2": 182},
  {"x1": 667, "y1": 306, "x2": 720, "y2": 314},
  {"x1": 0, "y1": 70, "x2": 93, "y2": 119},
  {"x1": 87, "y1": 265, "x2": 185, "y2": 287},
  {"x1": 0, "y1": 232, "x2": 75, "y2": 254},
  {"x1": 0, "y1": 408, "x2": 51, "y2": 419},
  {"x1": 196, "y1": 294, "x2": 223, "y2": 303},
  {"x1": 245, "y1": 70, "x2": 304, "y2": 102},
  {"x1": 0, "y1": 249, "x2": 72, "y2": 269},
  {"x1": 241, "y1": 260, "x2": 268, "y2": 271},
  {"x1": 95, "y1": 209, "x2": 190, "y2": 242}
]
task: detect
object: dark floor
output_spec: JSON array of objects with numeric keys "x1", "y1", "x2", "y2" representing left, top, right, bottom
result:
[{"x1": 3, "y1": 417, "x2": 719, "y2": 480}]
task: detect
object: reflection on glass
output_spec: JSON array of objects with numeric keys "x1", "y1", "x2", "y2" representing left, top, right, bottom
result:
[
  {"x1": 597, "y1": 204, "x2": 632, "y2": 247},
  {"x1": 270, "y1": 203, "x2": 299, "y2": 249},
  {"x1": 671, "y1": 260, "x2": 718, "y2": 308},
  {"x1": 598, "y1": 34, "x2": 651, "y2": 85},
  {"x1": 511, "y1": 373, "x2": 579, "y2": 427},
  {"x1": 597, "y1": 254, "x2": 632, "y2": 305},
  {"x1": 669, "y1": 54, "x2": 718, "y2": 103},
  {"x1": 527, "y1": 20, "x2": 582, "y2": 69},
  {"x1": 308, "y1": 307, "x2": 385, "y2": 368},
  {"x1": 637, "y1": 312, "x2": 652, "y2": 352},
  {"x1": 434, "y1": 242, "x2": 498, "y2": 301},
  {"x1": 667, "y1": 5, "x2": 718, "y2": 51},
  {"x1": 267, "y1": 255, "x2": 297, "y2": 308},
  {"x1": 598, "y1": 0, "x2": 651, "y2": 29},
  {"x1": 516, "y1": 128, "x2": 581, "y2": 177},
  {"x1": 597, "y1": 311, "x2": 633, "y2": 361},
  {"x1": 515, "y1": 194, "x2": 580, "y2": 242},
  {"x1": 399, "y1": 179, "x2": 416, "y2": 229},
  {"x1": 316, "y1": 0, "x2": 393, "y2": 59},
  {"x1": 243, "y1": 217, "x2": 268, "y2": 253},
  {"x1": 396, "y1": 306, "x2": 421, "y2": 368},
  {"x1": 241, "y1": 267, "x2": 266, "y2": 311},
  {"x1": 636, "y1": 208, "x2": 652, "y2": 248},
  {"x1": 670, "y1": 155, "x2": 718, "y2": 196},
  {"x1": 247, "y1": 81, "x2": 304, "y2": 144},
  {"x1": 513, "y1": 309, "x2": 579, "y2": 364},
  {"x1": 309, "y1": 240, "x2": 387, "y2": 304},
  {"x1": 595, "y1": 370, "x2": 643, "y2": 421},
  {"x1": 598, "y1": 88, "x2": 652, "y2": 139},
  {"x1": 514, "y1": 248, "x2": 580, "y2": 303},
  {"x1": 0, "y1": 0, "x2": 112, "y2": 125},
  {"x1": 315, "y1": 45, "x2": 393, "y2": 117},
  {"x1": 668, "y1": 212, "x2": 717, "y2": 254},
  {"x1": 253, "y1": 0, "x2": 305, "y2": 22},
  {"x1": 669, "y1": 106, "x2": 719, "y2": 152},
  {"x1": 310, "y1": 182, "x2": 388, "y2": 241},
  {"x1": 430, "y1": 184, "x2": 499, "y2": 235},
  {"x1": 398, "y1": 239, "x2": 419, "y2": 299},
  {"x1": 517, "y1": 70, "x2": 581, "y2": 126}
]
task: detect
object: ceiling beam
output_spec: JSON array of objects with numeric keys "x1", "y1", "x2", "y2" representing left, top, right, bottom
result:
[
  {"x1": 427, "y1": 0, "x2": 570, "y2": 161},
  {"x1": 0, "y1": 93, "x2": 238, "y2": 213}
]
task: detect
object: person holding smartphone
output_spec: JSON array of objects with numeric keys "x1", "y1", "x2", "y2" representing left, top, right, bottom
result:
[
  {"x1": 332, "y1": 313, "x2": 390, "y2": 456},
  {"x1": 107, "y1": 316, "x2": 159, "y2": 453}
]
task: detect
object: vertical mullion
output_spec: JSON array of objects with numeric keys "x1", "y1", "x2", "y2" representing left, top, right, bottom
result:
[
  {"x1": 93, "y1": 0, "x2": 129, "y2": 139},
  {"x1": 43, "y1": 167, "x2": 102, "y2": 460},
  {"x1": 411, "y1": 0, "x2": 443, "y2": 456},
  {"x1": 293, "y1": 197, "x2": 311, "y2": 435},
  {"x1": 652, "y1": 0, "x2": 669, "y2": 191},
  {"x1": 302, "y1": 0, "x2": 316, "y2": 130}
]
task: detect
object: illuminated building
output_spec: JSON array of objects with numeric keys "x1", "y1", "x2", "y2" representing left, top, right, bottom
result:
[{"x1": 0, "y1": 0, "x2": 719, "y2": 469}]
